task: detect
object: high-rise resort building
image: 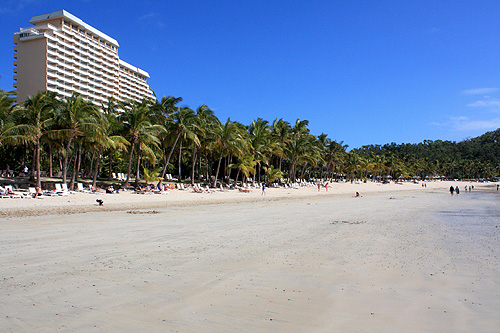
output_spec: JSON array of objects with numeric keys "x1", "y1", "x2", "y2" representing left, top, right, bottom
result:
[{"x1": 13, "y1": 10, "x2": 153, "y2": 105}]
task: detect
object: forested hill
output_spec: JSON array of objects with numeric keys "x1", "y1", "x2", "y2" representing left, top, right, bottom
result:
[{"x1": 353, "y1": 128, "x2": 500, "y2": 165}]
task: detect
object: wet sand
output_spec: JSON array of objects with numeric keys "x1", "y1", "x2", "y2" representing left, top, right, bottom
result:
[{"x1": 0, "y1": 182, "x2": 499, "y2": 331}]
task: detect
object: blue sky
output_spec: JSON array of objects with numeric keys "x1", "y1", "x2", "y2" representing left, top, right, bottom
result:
[{"x1": 1, "y1": 0, "x2": 500, "y2": 149}]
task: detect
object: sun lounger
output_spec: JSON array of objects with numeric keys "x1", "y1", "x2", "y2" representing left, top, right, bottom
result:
[
  {"x1": 29, "y1": 187, "x2": 44, "y2": 198},
  {"x1": 0, "y1": 185, "x2": 9, "y2": 198},
  {"x1": 55, "y1": 183, "x2": 70, "y2": 196},
  {"x1": 76, "y1": 183, "x2": 92, "y2": 193},
  {"x1": 4, "y1": 185, "x2": 25, "y2": 198},
  {"x1": 61, "y1": 183, "x2": 75, "y2": 194}
]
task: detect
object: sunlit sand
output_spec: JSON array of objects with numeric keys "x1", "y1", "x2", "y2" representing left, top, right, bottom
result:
[{"x1": 1, "y1": 181, "x2": 498, "y2": 331}]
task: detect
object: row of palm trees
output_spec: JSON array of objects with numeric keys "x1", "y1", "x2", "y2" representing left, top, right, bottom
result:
[{"x1": 0, "y1": 90, "x2": 497, "y2": 190}]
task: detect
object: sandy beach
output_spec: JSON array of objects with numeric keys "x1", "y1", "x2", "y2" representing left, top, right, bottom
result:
[{"x1": 1, "y1": 181, "x2": 499, "y2": 331}]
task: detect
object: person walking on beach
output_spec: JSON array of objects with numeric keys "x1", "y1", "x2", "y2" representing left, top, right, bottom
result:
[
  {"x1": 325, "y1": 182, "x2": 329, "y2": 192},
  {"x1": 449, "y1": 185, "x2": 455, "y2": 196},
  {"x1": 317, "y1": 183, "x2": 321, "y2": 191},
  {"x1": 261, "y1": 183, "x2": 266, "y2": 196},
  {"x1": 455, "y1": 186, "x2": 460, "y2": 195}
]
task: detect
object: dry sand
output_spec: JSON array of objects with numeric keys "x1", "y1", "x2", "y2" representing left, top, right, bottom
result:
[{"x1": 1, "y1": 181, "x2": 499, "y2": 331}]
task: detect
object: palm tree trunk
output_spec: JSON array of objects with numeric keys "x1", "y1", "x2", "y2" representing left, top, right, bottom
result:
[
  {"x1": 35, "y1": 141, "x2": 41, "y2": 188},
  {"x1": 30, "y1": 146, "x2": 36, "y2": 182},
  {"x1": 49, "y1": 145, "x2": 53, "y2": 178},
  {"x1": 161, "y1": 130, "x2": 182, "y2": 180},
  {"x1": 213, "y1": 149, "x2": 225, "y2": 188},
  {"x1": 233, "y1": 169, "x2": 240, "y2": 187},
  {"x1": 124, "y1": 140, "x2": 136, "y2": 188},
  {"x1": 69, "y1": 144, "x2": 81, "y2": 190},
  {"x1": 190, "y1": 145, "x2": 197, "y2": 186},
  {"x1": 92, "y1": 148, "x2": 102, "y2": 189},
  {"x1": 62, "y1": 137, "x2": 73, "y2": 184},
  {"x1": 134, "y1": 154, "x2": 141, "y2": 187},
  {"x1": 178, "y1": 139, "x2": 183, "y2": 181},
  {"x1": 205, "y1": 152, "x2": 210, "y2": 183},
  {"x1": 107, "y1": 153, "x2": 113, "y2": 180},
  {"x1": 89, "y1": 151, "x2": 95, "y2": 179}
]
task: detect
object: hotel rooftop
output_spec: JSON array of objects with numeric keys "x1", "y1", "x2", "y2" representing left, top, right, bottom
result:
[{"x1": 13, "y1": 10, "x2": 153, "y2": 104}]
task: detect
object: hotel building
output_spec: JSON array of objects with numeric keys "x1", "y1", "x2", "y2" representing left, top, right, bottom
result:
[{"x1": 13, "y1": 10, "x2": 153, "y2": 105}]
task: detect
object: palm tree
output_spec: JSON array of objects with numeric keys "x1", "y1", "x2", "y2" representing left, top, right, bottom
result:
[
  {"x1": 345, "y1": 151, "x2": 361, "y2": 183},
  {"x1": 133, "y1": 135, "x2": 160, "y2": 187},
  {"x1": 324, "y1": 140, "x2": 347, "y2": 180},
  {"x1": 152, "y1": 95, "x2": 183, "y2": 180},
  {"x1": 88, "y1": 109, "x2": 128, "y2": 189},
  {"x1": 100, "y1": 97, "x2": 124, "y2": 180},
  {"x1": 142, "y1": 166, "x2": 163, "y2": 186},
  {"x1": 271, "y1": 118, "x2": 291, "y2": 171},
  {"x1": 211, "y1": 118, "x2": 247, "y2": 187},
  {"x1": 160, "y1": 106, "x2": 198, "y2": 182},
  {"x1": 227, "y1": 155, "x2": 257, "y2": 186},
  {"x1": 264, "y1": 165, "x2": 284, "y2": 184},
  {"x1": 372, "y1": 155, "x2": 386, "y2": 181},
  {"x1": 190, "y1": 105, "x2": 216, "y2": 185},
  {"x1": 52, "y1": 93, "x2": 100, "y2": 185},
  {"x1": 1, "y1": 91, "x2": 55, "y2": 188},
  {"x1": 0, "y1": 90, "x2": 16, "y2": 136},
  {"x1": 119, "y1": 100, "x2": 163, "y2": 188},
  {"x1": 248, "y1": 118, "x2": 271, "y2": 183}
]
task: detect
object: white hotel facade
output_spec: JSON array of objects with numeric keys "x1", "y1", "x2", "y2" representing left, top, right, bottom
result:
[{"x1": 13, "y1": 10, "x2": 153, "y2": 104}]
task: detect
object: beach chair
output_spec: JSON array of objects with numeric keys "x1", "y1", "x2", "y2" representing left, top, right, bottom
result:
[
  {"x1": 28, "y1": 187, "x2": 36, "y2": 196},
  {"x1": 77, "y1": 183, "x2": 92, "y2": 193},
  {"x1": 29, "y1": 187, "x2": 44, "y2": 199},
  {"x1": 55, "y1": 183, "x2": 70, "y2": 196},
  {"x1": 0, "y1": 185, "x2": 9, "y2": 198},
  {"x1": 4, "y1": 185, "x2": 24, "y2": 198},
  {"x1": 61, "y1": 183, "x2": 74, "y2": 194}
]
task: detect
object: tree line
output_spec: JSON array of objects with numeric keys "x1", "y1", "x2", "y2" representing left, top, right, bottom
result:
[{"x1": 0, "y1": 90, "x2": 498, "y2": 190}]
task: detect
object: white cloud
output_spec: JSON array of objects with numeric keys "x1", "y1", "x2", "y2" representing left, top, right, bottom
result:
[
  {"x1": 140, "y1": 13, "x2": 157, "y2": 20},
  {"x1": 139, "y1": 12, "x2": 165, "y2": 29},
  {"x1": 462, "y1": 88, "x2": 499, "y2": 95},
  {"x1": 466, "y1": 99, "x2": 500, "y2": 108},
  {"x1": 429, "y1": 116, "x2": 500, "y2": 132},
  {"x1": 453, "y1": 118, "x2": 500, "y2": 131}
]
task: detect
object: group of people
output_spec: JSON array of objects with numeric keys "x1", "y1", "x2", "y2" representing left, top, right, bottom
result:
[
  {"x1": 317, "y1": 182, "x2": 329, "y2": 192},
  {"x1": 450, "y1": 185, "x2": 474, "y2": 195},
  {"x1": 106, "y1": 185, "x2": 118, "y2": 194}
]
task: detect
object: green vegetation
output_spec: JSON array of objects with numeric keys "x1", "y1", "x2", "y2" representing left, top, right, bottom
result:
[{"x1": 0, "y1": 89, "x2": 498, "y2": 189}]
